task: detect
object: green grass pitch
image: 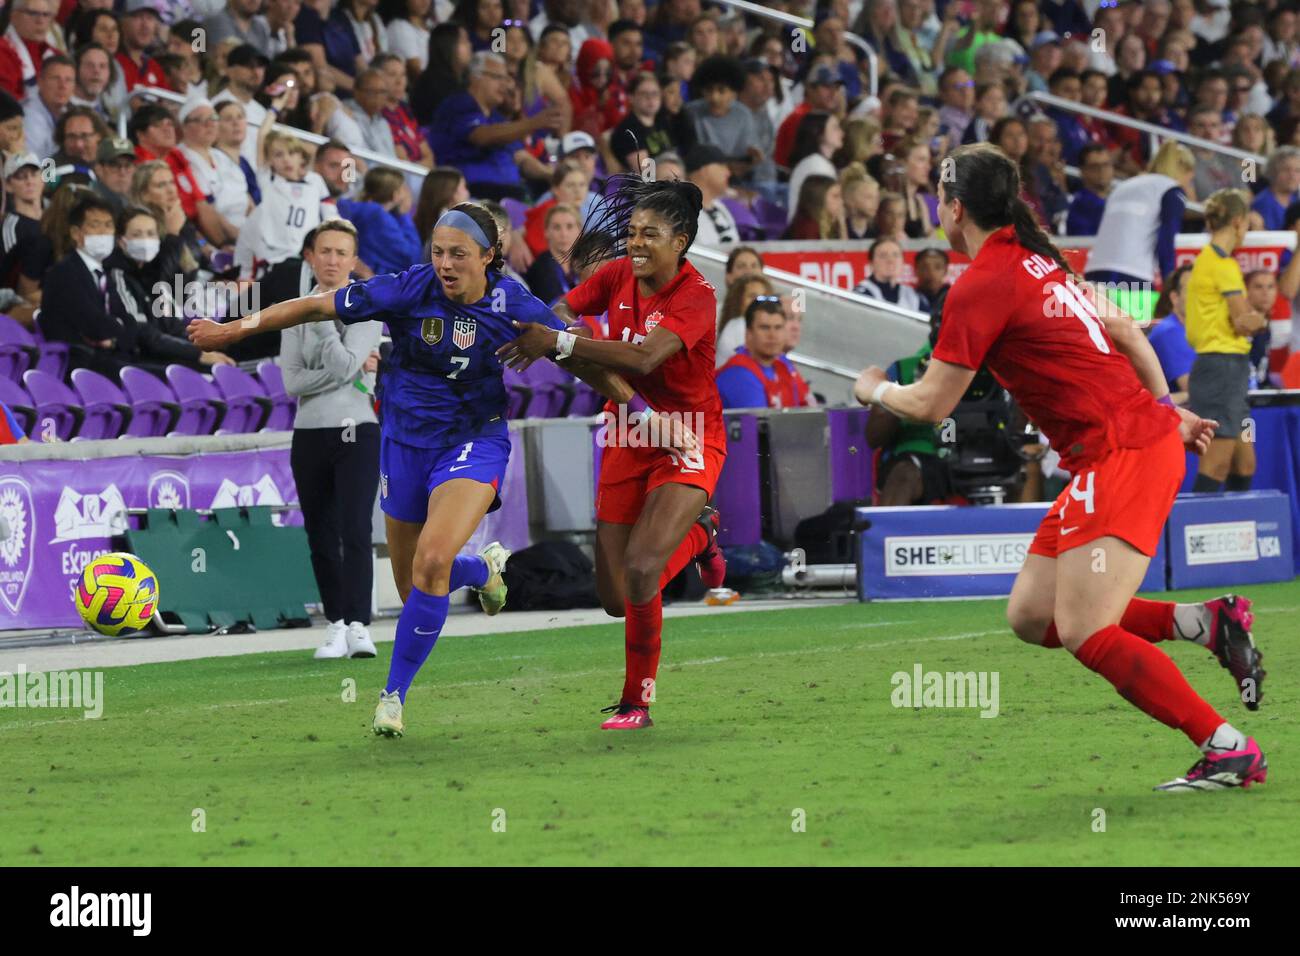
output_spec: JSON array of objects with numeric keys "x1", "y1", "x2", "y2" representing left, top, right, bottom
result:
[{"x1": 3, "y1": 581, "x2": 1297, "y2": 866}]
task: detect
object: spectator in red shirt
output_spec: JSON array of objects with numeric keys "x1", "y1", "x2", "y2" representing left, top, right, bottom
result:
[
  {"x1": 774, "y1": 63, "x2": 843, "y2": 169},
  {"x1": 373, "y1": 51, "x2": 434, "y2": 172},
  {"x1": 130, "y1": 102, "x2": 223, "y2": 241},
  {"x1": 716, "y1": 297, "x2": 812, "y2": 410},
  {"x1": 569, "y1": 37, "x2": 627, "y2": 137},
  {"x1": 609, "y1": 19, "x2": 649, "y2": 93},
  {"x1": 0, "y1": 0, "x2": 56, "y2": 99},
  {"x1": 116, "y1": 0, "x2": 170, "y2": 93}
]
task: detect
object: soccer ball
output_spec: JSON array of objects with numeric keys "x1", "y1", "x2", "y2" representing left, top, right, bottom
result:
[{"x1": 74, "y1": 552, "x2": 159, "y2": 636}]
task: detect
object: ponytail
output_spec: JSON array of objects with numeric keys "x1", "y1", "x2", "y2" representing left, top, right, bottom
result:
[
  {"x1": 1008, "y1": 197, "x2": 1072, "y2": 277},
  {"x1": 943, "y1": 142, "x2": 1074, "y2": 277}
]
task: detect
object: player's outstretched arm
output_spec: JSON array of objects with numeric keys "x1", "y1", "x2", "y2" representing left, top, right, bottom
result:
[
  {"x1": 187, "y1": 292, "x2": 338, "y2": 351},
  {"x1": 551, "y1": 316, "x2": 638, "y2": 404},
  {"x1": 854, "y1": 358, "x2": 975, "y2": 424},
  {"x1": 498, "y1": 321, "x2": 683, "y2": 377}
]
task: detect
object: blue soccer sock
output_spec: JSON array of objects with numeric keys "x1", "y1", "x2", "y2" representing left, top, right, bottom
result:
[
  {"x1": 448, "y1": 554, "x2": 489, "y2": 591},
  {"x1": 385, "y1": 587, "x2": 449, "y2": 703}
]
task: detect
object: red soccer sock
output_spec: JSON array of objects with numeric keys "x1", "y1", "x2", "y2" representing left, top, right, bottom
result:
[
  {"x1": 657, "y1": 523, "x2": 710, "y2": 590},
  {"x1": 1040, "y1": 597, "x2": 1177, "y2": 649},
  {"x1": 1119, "y1": 597, "x2": 1176, "y2": 642},
  {"x1": 621, "y1": 595, "x2": 663, "y2": 707},
  {"x1": 1072, "y1": 624, "x2": 1223, "y2": 745}
]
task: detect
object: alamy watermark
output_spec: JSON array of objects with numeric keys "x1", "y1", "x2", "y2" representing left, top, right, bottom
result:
[
  {"x1": 596, "y1": 407, "x2": 706, "y2": 470},
  {"x1": 890, "y1": 664, "x2": 999, "y2": 718},
  {"x1": 0, "y1": 665, "x2": 104, "y2": 719}
]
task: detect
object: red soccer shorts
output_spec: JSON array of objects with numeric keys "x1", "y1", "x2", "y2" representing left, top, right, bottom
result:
[
  {"x1": 1030, "y1": 426, "x2": 1184, "y2": 558},
  {"x1": 596, "y1": 442, "x2": 727, "y2": 525}
]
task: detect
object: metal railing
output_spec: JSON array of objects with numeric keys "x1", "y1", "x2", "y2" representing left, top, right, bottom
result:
[
  {"x1": 128, "y1": 85, "x2": 431, "y2": 180},
  {"x1": 713, "y1": 0, "x2": 880, "y2": 99},
  {"x1": 1018, "y1": 90, "x2": 1266, "y2": 166},
  {"x1": 688, "y1": 243, "x2": 929, "y2": 324}
]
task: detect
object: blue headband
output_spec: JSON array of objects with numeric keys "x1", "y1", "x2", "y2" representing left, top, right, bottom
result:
[{"x1": 436, "y1": 209, "x2": 492, "y2": 250}]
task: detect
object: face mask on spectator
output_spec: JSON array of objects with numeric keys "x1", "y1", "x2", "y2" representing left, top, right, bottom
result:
[
  {"x1": 126, "y1": 237, "x2": 160, "y2": 263},
  {"x1": 82, "y1": 233, "x2": 115, "y2": 262}
]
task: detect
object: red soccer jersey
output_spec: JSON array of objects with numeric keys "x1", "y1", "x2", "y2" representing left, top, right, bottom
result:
[
  {"x1": 566, "y1": 257, "x2": 724, "y2": 448},
  {"x1": 932, "y1": 226, "x2": 1180, "y2": 473}
]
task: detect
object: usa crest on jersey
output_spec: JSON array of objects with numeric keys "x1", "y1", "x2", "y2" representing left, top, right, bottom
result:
[{"x1": 453, "y1": 319, "x2": 477, "y2": 349}]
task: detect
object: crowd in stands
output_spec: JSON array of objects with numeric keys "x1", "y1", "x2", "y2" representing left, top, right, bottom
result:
[{"x1": 6, "y1": 0, "x2": 1300, "y2": 447}]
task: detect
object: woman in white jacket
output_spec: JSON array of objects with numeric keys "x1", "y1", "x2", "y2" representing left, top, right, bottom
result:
[{"x1": 279, "y1": 219, "x2": 384, "y2": 660}]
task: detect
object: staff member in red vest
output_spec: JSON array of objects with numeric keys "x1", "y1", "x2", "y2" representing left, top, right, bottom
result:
[{"x1": 715, "y1": 296, "x2": 812, "y2": 409}]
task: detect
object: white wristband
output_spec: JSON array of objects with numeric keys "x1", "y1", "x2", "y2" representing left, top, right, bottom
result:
[
  {"x1": 870, "y1": 380, "x2": 896, "y2": 406},
  {"x1": 555, "y1": 329, "x2": 576, "y2": 360}
]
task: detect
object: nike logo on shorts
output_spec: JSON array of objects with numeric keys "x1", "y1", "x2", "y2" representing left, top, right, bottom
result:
[
  {"x1": 1061, "y1": 525, "x2": 1079, "y2": 535},
  {"x1": 449, "y1": 464, "x2": 473, "y2": 472}
]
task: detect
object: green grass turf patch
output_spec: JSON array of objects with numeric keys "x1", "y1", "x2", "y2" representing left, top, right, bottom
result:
[{"x1": 3, "y1": 582, "x2": 1297, "y2": 866}]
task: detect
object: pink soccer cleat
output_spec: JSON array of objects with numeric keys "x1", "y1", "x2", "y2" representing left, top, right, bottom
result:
[
  {"x1": 1155, "y1": 738, "x2": 1268, "y2": 792},
  {"x1": 1204, "y1": 595, "x2": 1266, "y2": 710},
  {"x1": 600, "y1": 703, "x2": 654, "y2": 730},
  {"x1": 694, "y1": 505, "x2": 727, "y2": 590}
]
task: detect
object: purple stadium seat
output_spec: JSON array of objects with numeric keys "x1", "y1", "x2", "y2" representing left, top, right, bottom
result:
[
  {"x1": 752, "y1": 196, "x2": 789, "y2": 240},
  {"x1": 119, "y1": 366, "x2": 181, "y2": 437},
  {"x1": 211, "y1": 364, "x2": 271, "y2": 433},
  {"x1": 70, "y1": 369, "x2": 133, "y2": 439},
  {"x1": 0, "y1": 315, "x2": 39, "y2": 382},
  {"x1": 529, "y1": 359, "x2": 578, "y2": 418},
  {"x1": 568, "y1": 381, "x2": 606, "y2": 417},
  {"x1": 500, "y1": 197, "x2": 528, "y2": 230},
  {"x1": 31, "y1": 311, "x2": 70, "y2": 380},
  {"x1": 164, "y1": 365, "x2": 226, "y2": 435},
  {"x1": 720, "y1": 197, "x2": 764, "y2": 243},
  {"x1": 255, "y1": 360, "x2": 296, "y2": 431},
  {"x1": 0, "y1": 376, "x2": 35, "y2": 433},
  {"x1": 502, "y1": 364, "x2": 531, "y2": 419},
  {"x1": 22, "y1": 369, "x2": 84, "y2": 440}
]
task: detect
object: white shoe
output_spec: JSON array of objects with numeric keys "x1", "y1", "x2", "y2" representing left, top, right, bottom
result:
[
  {"x1": 313, "y1": 620, "x2": 349, "y2": 659},
  {"x1": 373, "y1": 690, "x2": 405, "y2": 737},
  {"x1": 345, "y1": 621, "x2": 377, "y2": 658},
  {"x1": 475, "y1": 541, "x2": 511, "y2": 615}
]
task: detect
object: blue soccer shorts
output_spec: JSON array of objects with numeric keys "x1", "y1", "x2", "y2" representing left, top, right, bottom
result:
[{"x1": 379, "y1": 433, "x2": 510, "y2": 523}]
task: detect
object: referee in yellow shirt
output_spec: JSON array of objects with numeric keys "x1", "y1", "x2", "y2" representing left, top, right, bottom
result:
[{"x1": 1184, "y1": 189, "x2": 1269, "y2": 492}]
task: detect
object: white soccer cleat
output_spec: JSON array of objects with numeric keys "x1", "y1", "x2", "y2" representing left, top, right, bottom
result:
[
  {"x1": 313, "y1": 620, "x2": 349, "y2": 659},
  {"x1": 475, "y1": 541, "x2": 511, "y2": 616},
  {"x1": 345, "y1": 621, "x2": 377, "y2": 658},
  {"x1": 372, "y1": 690, "x2": 405, "y2": 737}
]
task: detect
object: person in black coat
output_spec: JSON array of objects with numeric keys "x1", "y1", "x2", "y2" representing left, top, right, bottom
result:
[
  {"x1": 40, "y1": 197, "x2": 232, "y2": 379},
  {"x1": 523, "y1": 202, "x2": 582, "y2": 307}
]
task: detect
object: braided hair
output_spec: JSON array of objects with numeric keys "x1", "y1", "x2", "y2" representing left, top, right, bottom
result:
[
  {"x1": 566, "y1": 174, "x2": 704, "y2": 273},
  {"x1": 939, "y1": 142, "x2": 1072, "y2": 276}
]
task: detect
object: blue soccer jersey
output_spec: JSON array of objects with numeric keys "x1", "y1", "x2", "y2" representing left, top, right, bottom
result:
[{"x1": 334, "y1": 264, "x2": 565, "y2": 447}]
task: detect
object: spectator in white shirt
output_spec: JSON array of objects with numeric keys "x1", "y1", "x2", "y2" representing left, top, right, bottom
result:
[
  {"x1": 22, "y1": 54, "x2": 73, "y2": 161},
  {"x1": 386, "y1": 0, "x2": 434, "y2": 76},
  {"x1": 341, "y1": 66, "x2": 398, "y2": 158},
  {"x1": 787, "y1": 111, "x2": 843, "y2": 222},
  {"x1": 177, "y1": 97, "x2": 245, "y2": 240},
  {"x1": 211, "y1": 44, "x2": 270, "y2": 164}
]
